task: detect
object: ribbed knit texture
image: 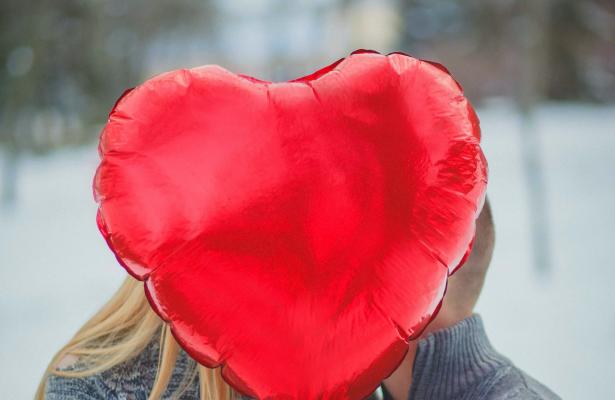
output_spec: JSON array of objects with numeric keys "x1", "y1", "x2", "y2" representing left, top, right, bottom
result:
[
  {"x1": 406, "y1": 314, "x2": 560, "y2": 400},
  {"x1": 44, "y1": 314, "x2": 560, "y2": 399}
]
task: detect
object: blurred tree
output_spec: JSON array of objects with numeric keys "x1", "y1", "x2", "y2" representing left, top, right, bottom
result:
[
  {"x1": 394, "y1": 0, "x2": 614, "y2": 102},
  {"x1": 546, "y1": 0, "x2": 615, "y2": 100},
  {"x1": 516, "y1": 0, "x2": 552, "y2": 275},
  {"x1": 546, "y1": 0, "x2": 592, "y2": 100},
  {"x1": 0, "y1": 0, "x2": 215, "y2": 204},
  {"x1": 1, "y1": 0, "x2": 613, "y2": 205}
]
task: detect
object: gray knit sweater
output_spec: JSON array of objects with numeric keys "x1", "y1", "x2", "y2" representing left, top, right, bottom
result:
[{"x1": 44, "y1": 314, "x2": 560, "y2": 400}]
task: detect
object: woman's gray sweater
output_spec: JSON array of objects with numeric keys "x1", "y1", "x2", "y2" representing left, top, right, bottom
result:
[{"x1": 44, "y1": 314, "x2": 560, "y2": 399}]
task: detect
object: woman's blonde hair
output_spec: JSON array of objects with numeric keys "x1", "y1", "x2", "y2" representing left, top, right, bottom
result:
[{"x1": 35, "y1": 276, "x2": 237, "y2": 400}]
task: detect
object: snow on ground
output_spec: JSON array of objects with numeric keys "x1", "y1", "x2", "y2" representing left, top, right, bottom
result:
[{"x1": 1, "y1": 102, "x2": 614, "y2": 399}]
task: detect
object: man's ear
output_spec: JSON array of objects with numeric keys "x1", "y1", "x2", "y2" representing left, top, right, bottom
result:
[{"x1": 471, "y1": 196, "x2": 495, "y2": 271}]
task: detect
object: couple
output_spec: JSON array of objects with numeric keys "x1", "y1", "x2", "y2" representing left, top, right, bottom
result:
[{"x1": 37, "y1": 197, "x2": 560, "y2": 400}]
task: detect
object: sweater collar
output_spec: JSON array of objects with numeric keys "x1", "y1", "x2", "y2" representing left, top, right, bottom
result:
[{"x1": 406, "y1": 313, "x2": 507, "y2": 400}]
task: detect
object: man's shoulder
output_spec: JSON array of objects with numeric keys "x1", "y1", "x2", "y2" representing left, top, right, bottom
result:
[
  {"x1": 472, "y1": 362, "x2": 561, "y2": 400},
  {"x1": 410, "y1": 314, "x2": 561, "y2": 400}
]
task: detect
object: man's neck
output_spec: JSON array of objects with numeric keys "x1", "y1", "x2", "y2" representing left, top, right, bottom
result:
[
  {"x1": 381, "y1": 309, "x2": 473, "y2": 400},
  {"x1": 381, "y1": 341, "x2": 418, "y2": 400}
]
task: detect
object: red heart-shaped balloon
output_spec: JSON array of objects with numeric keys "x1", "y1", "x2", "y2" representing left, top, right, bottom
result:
[{"x1": 94, "y1": 49, "x2": 487, "y2": 399}]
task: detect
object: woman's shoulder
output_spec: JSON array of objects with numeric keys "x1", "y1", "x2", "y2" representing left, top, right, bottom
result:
[
  {"x1": 44, "y1": 333, "x2": 388, "y2": 400},
  {"x1": 44, "y1": 334, "x2": 199, "y2": 400}
]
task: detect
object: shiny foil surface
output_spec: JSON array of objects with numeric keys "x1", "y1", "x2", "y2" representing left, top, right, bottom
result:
[{"x1": 93, "y1": 49, "x2": 488, "y2": 399}]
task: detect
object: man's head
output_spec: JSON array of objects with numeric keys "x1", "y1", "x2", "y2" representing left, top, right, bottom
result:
[
  {"x1": 382, "y1": 196, "x2": 496, "y2": 399},
  {"x1": 426, "y1": 195, "x2": 496, "y2": 333}
]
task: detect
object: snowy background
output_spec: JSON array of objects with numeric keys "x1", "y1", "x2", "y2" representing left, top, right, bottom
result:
[{"x1": 1, "y1": 101, "x2": 613, "y2": 399}]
